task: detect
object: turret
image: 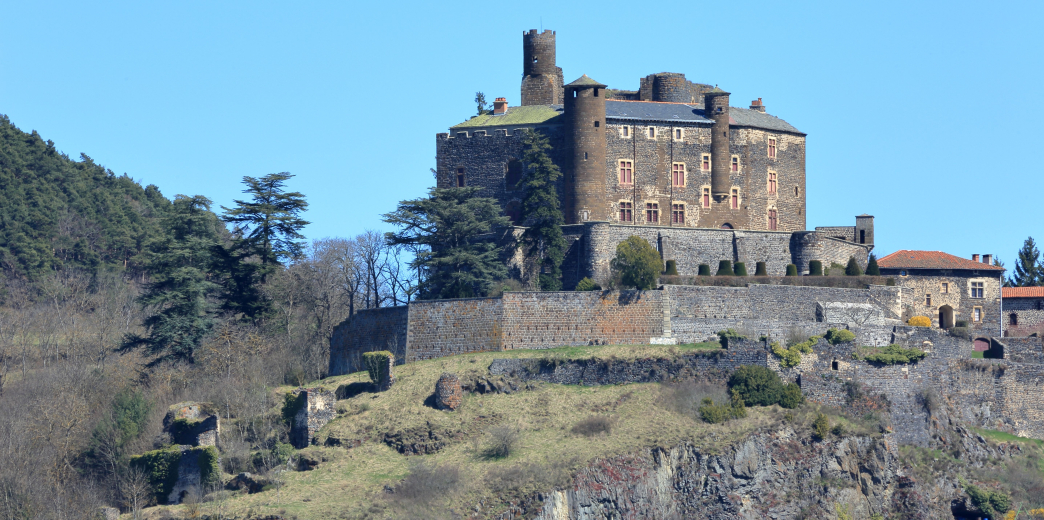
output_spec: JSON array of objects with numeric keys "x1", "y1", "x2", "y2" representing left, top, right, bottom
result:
[
  {"x1": 564, "y1": 75, "x2": 607, "y2": 224},
  {"x1": 705, "y1": 89, "x2": 731, "y2": 199},
  {"x1": 521, "y1": 30, "x2": 564, "y2": 105}
]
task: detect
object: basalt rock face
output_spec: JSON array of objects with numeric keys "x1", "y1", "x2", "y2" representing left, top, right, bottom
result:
[{"x1": 493, "y1": 429, "x2": 949, "y2": 520}]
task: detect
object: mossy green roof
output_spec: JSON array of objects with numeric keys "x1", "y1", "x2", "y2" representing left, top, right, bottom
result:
[
  {"x1": 450, "y1": 105, "x2": 564, "y2": 129},
  {"x1": 565, "y1": 74, "x2": 607, "y2": 87}
]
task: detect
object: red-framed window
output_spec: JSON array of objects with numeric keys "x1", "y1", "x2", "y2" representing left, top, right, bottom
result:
[
  {"x1": 671, "y1": 204, "x2": 685, "y2": 224},
  {"x1": 702, "y1": 187, "x2": 710, "y2": 208},
  {"x1": 456, "y1": 168, "x2": 465, "y2": 187},
  {"x1": 619, "y1": 201, "x2": 633, "y2": 222},
  {"x1": 619, "y1": 160, "x2": 633, "y2": 185},
  {"x1": 731, "y1": 188, "x2": 739, "y2": 209},
  {"x1": 768, "y1": 138, "x2": 777, "y2": 159},
  {"x1": 701, "y1": 154, "x2": 710, "y2": 171},
  {"x1": 768, "y1": 209, "x2": 778, "y2": 230},
  {"x1": 645, "y1": 202, "x2": 659, "y2": 223},
  {"x1": 671, "y1": 163, "x2": 685, "y2": 187},
  {"x1": 768, "y1": 172, "x2": 777, "y2": 195},
  {"x1": 731, "y1": 156, "x2": 739, "y2": 172}
]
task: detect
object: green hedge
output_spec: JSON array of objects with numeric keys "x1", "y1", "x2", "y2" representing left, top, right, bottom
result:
[
  {"x1": 697, "y1": 264, "x2": 711, "y2": 276},
  {"x1": 130, "y1": 446, "x2": 182, "y2": 503},
  {"x1": 845, "y1": 257, "x2": 863, "y2": 276},
  {"x1": 860, "y1": 345, "x2": 928, "y2": 365},
  {"x1": 575, "y1": 277, "x2": 600, "y2": 291},
  {"x1": 808, "y1": 260, "x2": 822, "y2": 276},
  {"x1": 785, "y1": 264, "x2": 798, "y2": 276},
  {"x1": 754, "y1": 262, "x2": 768, "y2": 276},
  {"x1": 715, "y1": 260, "x2": 734, "y2": 276},
  {"x1": 363, "y1": 351, "x2": 393, "y2": 387},
  {"x1": 825, "y1": 328, "x2": 856, "y2": 345},
  {"x1": 733, "y1": 262, "x2": 748, "y2": 277},
  {"x1": 663, "y1": 260, "x2": 678, "y2": 276}
]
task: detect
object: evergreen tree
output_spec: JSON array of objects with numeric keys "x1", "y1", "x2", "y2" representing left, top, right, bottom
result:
[
  {"x1": 845, "y1": 256, "x2": 863, "y2": 276},
  {"x1": 123, "y1": 195, "x2": 222, "y2": 363},
  {"x1": 474, "y1": 92, "x2": 488, "y2": 115},
  {"x1": 1011, "y1": 237, "x2": 1042, "y2": 287},
  {"x1": 221, "y1": 172, "x2": 309, "y2": 283},
  {"x1": 519, "y1": 130, "x2": 567, "y2": 290},
  {"x1": 865, "y1": 253, "x2": 880, "y2": 276},
  {"x1": 384, "y1": 187, "x2": 511, "y2": 299},
  {"x1": 611, "y1": 236, "x2": 661, "y2": 290}
]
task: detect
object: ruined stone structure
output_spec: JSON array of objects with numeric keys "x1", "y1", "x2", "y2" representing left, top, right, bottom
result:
[
  {"x1": 163, "y1": 401, "x2": 219, "y2": 447},
  {"x1": 1002, "y1": 286, "x2": 1044, "y2": 337},
  {"x1": 289, "y1": 387, "x2": 336, "y2": 449},
  {"x1": 434, "y1": 373, "x2": 464, "y2": 411},
  {"x1": 877, "y1": 250, "x2": 1005, "y2": 335},
  {"x1": 436, "y1": 29, "x2": 873, "y2": 287}
]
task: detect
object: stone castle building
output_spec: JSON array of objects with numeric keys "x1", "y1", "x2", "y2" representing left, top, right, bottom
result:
[
  {"x1": 1002, "y1": 286, "x2": 1044, "y2": 337},
  {"x1": 436, "y1": 29, "x2": 874, "y2": 286}
]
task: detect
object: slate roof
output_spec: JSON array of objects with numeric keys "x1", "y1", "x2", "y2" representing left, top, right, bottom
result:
[
  {"x1": 451, "y1": 105, "x2": 563, "y2": 129},
  {"x1": 1002, "y1": 287, "x2": 1044, "y2": 298},
  {"x1": 565, "y1": 74, "x2": 607, "y2": 87},
  {"x1": 877, "y1": 250, "x2": 1006, "y2": 272},
  {"x1": 728, "y1": 107, "x2": 803, "y2": 134},
  {"x1": 605, "y1": 100, "x2": 712, "y2": 123}
]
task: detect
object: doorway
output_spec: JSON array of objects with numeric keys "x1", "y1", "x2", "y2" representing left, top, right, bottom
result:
[{"x1": 939, "y1": 305, "x2": 954, "y2": 329}]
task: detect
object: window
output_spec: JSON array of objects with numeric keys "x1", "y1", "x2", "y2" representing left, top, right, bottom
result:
[
  {"x1": 768, "y1": 209, "x2": 778, "y2": 231},
  {"x1": 674, "y1": 128, "x2": 683, "y2": 140},
  {"x1": 925, "y1": 294, "x2": 932, "y2": 306},
  {"x1": 768, "y1": 137, "x2": 777, "y2": 159},
  {"x1": 731, "y1": 155, "x2": 739, "y2": 172},
  {"x1": 506, "y1": 160, "x2": 523, "y2": 189},
  {"x1": 647, "y1": 127, "x2": 656, "y2": 139},
  {"x1": 1011, "y1": 313, "x2": 1019, "y2": 326},
  {"x1": 973, "y1": 307, "x2": 983, "y2": 322},
  {"x1": 618, "y1": 160, "x2": 633, "y2": 185},
  {"x1": 671, "y1": 163, "x2": 685, "y2": 187},
  {"x1": 584, "y1": 152, "x2": 588, "y2": 160},
  {"x1": 794, "y1": 186, "x2": 799, "y2": 197},
  {"x1": 593, "y1": 121, "x2": 600, "y2": 127},
  {"x1": 768, "y1": 171, "x2": 777, "y2": 195},
  {"x1": 831, "y1": 359, "x2": 839, "y2": 371},
  {"x1": 971, "y1": 281, "x2": 984, "y2": 298},
  {"x1": 730, "y1": 188, "x2": 739, "y2": 209},
  {"x1": 620, "y1": 126, "x2": 630, "y2": 138},
  {"x1": 619, "y1": 201, "x2": 633, "y2": 222},
  {"x1": 646, "y1": 202, "x2": 659, "y2": 223},
  {"x1": 900, "y1": 270, "x2": 907, "y2": 276},
  {"x1": 456, "y1": 167, "x2": 465, "y2": 187},
  {"x1": 702, "y1": 187, "x2": 710, "y2": 208},
  {"x1": 860, "y1": 230, "x2": 866, "y2": 244},
  {"x1": 671, "y1": 203, "x2": 685, "y2": 224},
  {"x1": 941, "y1": 282, "x2": 949, "y2": 294},
  {"x1": 701, "y1": 154, "x2": 711, "y2": 171}
]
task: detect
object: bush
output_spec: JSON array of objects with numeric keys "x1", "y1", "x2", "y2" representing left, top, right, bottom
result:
[
  {"x1": 965, "y1": 483, "x2": 1011, "y2": 515},
  {"x1": 785, "y1": 264, "x2": 798, "y2": 276},
  {"x1": 955, "y1": 320, "x2": 969, "y2": 328},
  {"x1": 734, "y1": 262, "x2": 748, "y2": 276},
  {"x1": 196, "y1": 446, "x2": 220, "y2": 487},
  {"x1": 863, "y1": 345, "x2": 928, "y2": 364},
  {"x1": 697, "y1": 264, "x2": 711, "y2": 276},
  {"x1": 717, "y1": 329, "x2": 745, "y2": 349},
  {"x1": 130, "y1": 446, "x2": 182, "y2": 503},
  {"x1": 754, "y1": 261, "x2": 768, "y2": 276},
  {"x1": 779, "y1": 382, "x2": 804, "y2": 409},
  {"x1": 907, "y1": 316, "x2": 931, "y2": 327},
  {"x1": 812, "y1": 413, "x2": 830, "y2": 440},
  {"x1": 771, "y1": 341, "x2": 802, "y2": 368},
  {"x1": 575, "y1": 277, "x2": 601, "y2": 291},
  {"x1": 663, "y1": 260, "x2": 678, "y2": 276},
  {"x1": 363, "y1": 350, "x2": 393, "y2": 388},
  {"x1": 483, "y1": 425, "x2": 519, "y2": 459},
  {"x1": 282, "y1": 391, "x2": 306, "y2": 425},
  {"x1": 808, "y1": 260, "x2": 823, "y2": 276},
  {"x1": 728, "y1": 365, "x2": 784, "y2": 406},
  {"x1": 571, "y1": 416, "x2": 613, "y2": 437},
  {"x1": 662, "y1": 380, "x2": 729, "y2": 417},
  {"x1": 845, "y1": 257, "x2": 863, "y2": 276},
  {"x1": 825, "y1": 328, "x2": 856, "y2": 345},
  {"x1": 715, "y1": 260, "x2": 734, "y2": 276},
  {"x1": 698, "y1": 398, "x2": 731, "y2": 424},
  {"x1": 865, "y1": 254, "x2": 880, "y2": 276},
  {"x1": 612, "y1": 236, "x2": 662, "y2": 290}
]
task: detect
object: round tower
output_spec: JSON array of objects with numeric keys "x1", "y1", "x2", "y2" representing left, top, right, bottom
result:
[
  {"x1": 521, "y1": 30, "x2": 564, "y2": 106},
  {"x1": 705, "y1": 90, "x2": 731, "y2": 199},
  {"x1": 564, "y1": 75, "x2": 607, "y2": 224},
  {"x1": 651, "y1": 73, "x2": 691, "y2": 103}
]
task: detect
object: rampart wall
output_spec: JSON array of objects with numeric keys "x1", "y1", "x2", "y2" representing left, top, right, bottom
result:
[{"x1": 329, "y1": 306, "x2": 408, "y2": 376}]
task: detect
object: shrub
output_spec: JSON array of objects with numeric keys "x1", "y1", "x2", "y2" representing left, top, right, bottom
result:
[
  {"x1": 717, "y1": 329, "x2": 745, "y2": 349},
  {"x1": 949, "y1": 326, "x2": 970, "y2": 339},
  {"x1": 612, "y1": 236, "x2": 662, "y2": 290},
  {"x1": 831, "y1": 423, "x2": 846, "y2": 436},
  {"x1": 575, "y1": 277, "x2": 601, "y2": 291},
  {"x1": 715, "y1": 260, "x2": 734, "y2": 276},
  {"x1": 779, "y1": 382, "x2": 804, "y2": 409},
  {"x1": 195, "y1": 446, "x2": 220, "y2": 487},
  {"x1": 733, "y1": 262, "x2": 748, "y2": 276},
  {"x1": 965, "y1": 483, "x2": 1011, "y2": 515},
  {"x1": 363, "y1": 350, "x2": 393, "y2": 388},
  {"x1": 697, "y1": 264, "x2": 711, "y2": 276},
  {"x1": 808, "y1": 260, "x2": 823, "y2": 276},
  {"x1": 865, "y1": 254, "x2": 880, "y2": 276},
  {"x1": 955, "y1": 320, "x2": 969, "y2": 328},
  {"x1": 754, "y1": 261, "x2": 768, "y2": 276},
  {"x1": 730, "y1": 394, "x2": 748, "y2": 418},
  {"x1": 571, "y1": 416, "x2": 613, "y2": 437},
  {"x1": 771, "y1": 341, "x2": 802, "y2": 368},
  {"x1": 907, "y1": 316, "x2": 931, "y2": 327},
  {"x1": 845, "y1": 257, "x2": 863, "y2": 276},
  {"x1": 698, "y1": 397, "x2": 731, "y2": 424},
  {"x1": 282, "y1": 391, "x2": 306, "y2": 425},
  {"x1": 885, "y1": 277, "x2": 895, "y2": 286},
  {"x1": 663, "y1": 260, "x2": 678, "y2": 276},
  {"x1": 785, "y1": 264, "x2": 798, "y2": 276},
  {"x1": 863, "y1": 344, "x2": 927, "y2": 365},
  {"x1": 825, "y1": 328, "x2": 856, "y2": 345},
  {"x1": 483, "y1": 425, "x2": 519, "y2": 459},
  {"x1": 728, "y1": 365, "x2": 784, "y2": 406},
  {"x1": 662, "y1": 380, "x2": 729, "y2": 417},
  {"x1": 130, "y1": 446, "x2": 182, "y2": 503},
  {"x1": 812, "y1": 413, "x2": 829, "y2": 440}
]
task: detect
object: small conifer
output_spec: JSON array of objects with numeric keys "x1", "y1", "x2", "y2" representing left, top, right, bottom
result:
[
  {"x1": 716, "y1": 260, "x2": 735, "y2": 276},
  {"x1": 664, "y1": 259, "x2": 679, "y2": 276},
  {"x1": 808, "y1": 260, "x2": 823, "y2": 276},
  {"x1": 865, "y1": 253, "x2": 881, "y2": 276},
  {"x1": 845, "y1": 257, "x2": 863, "y2": 276},
  {"x1": 734, "y1": 262, "x2": 748, "y2": 276},
  {"x1": 698, "y1": 264, "x2": 711, "y2": 276},
  {"x1": 785, "y1": 264, "x2": 798, "y2": 277},
  {"x1": 754, "y1": 261, "x2": 768, "y2": 276}
]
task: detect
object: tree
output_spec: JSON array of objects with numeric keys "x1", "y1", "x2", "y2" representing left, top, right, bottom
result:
[
  {"x1": 1011, "y1": 237, "x2": 1042, "y2": 287},
  {"x1": 865, "y1": 253, "x2": 880, "y2": 276},
  {"x1": 384, "y1": 187, "x2": 511, "y2": 299},
  {"x1": 474, "y1": 92, "x2": 488, "y2": 115},
  {"x1": 123, "y1": 195, "x2": 222, "y2": 363},
  {"x1": 519, "y1": 130, "x2": 567, "y2": 290},
  {"x1": 611, "y1": 236, "x2": 661, "y2": 290},
  {"x1": 221, "y1": 173, "x2": 309, "y2": 282},
  {"x1": 845, "y1": 256, "x2": 863, "y2": 276}
]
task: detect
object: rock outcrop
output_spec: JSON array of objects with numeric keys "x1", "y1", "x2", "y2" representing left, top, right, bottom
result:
[{"x1": 434, "y1": 373, "x2": 463, "y2": 410}]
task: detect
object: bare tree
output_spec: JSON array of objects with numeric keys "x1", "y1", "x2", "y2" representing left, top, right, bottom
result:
[
  {"x1": 120, "y1": 465, "x2": 153, "y2": 520},
  {"x1": 356, "y1": 230, "x2": 390, "y2": 309}
]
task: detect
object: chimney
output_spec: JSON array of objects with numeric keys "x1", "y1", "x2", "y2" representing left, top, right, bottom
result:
[
  {"x1": 493, "y1": 97, "x2": 508, "y2": 115},
  {"x1": 972, "y1": 254, "x2": 980, "y2": 262},
  {"x1": 750, "y1": 98, "x2": 765, "y2": 113},
  {"x1": 982, "y1": 254, "x2": 993, "y2": 265}
]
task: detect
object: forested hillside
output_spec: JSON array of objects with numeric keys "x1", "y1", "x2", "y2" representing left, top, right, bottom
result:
[{"x1": 0, "y1": 114, "x2": 171, "y2": 279}]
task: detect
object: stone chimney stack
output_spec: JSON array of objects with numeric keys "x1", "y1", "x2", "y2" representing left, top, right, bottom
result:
[
  {"x1": 493, "y1": 97, "x2": 508, "y2": 115},
  {"x1": 972, "y1": 254, "x2": 980, "y2": 262},
  {"x1": 750, "y1": 98, "x2": 765, "y2": 112}
]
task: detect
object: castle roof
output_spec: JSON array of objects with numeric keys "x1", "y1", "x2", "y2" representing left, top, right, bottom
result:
[
  {"x1": 565, "y1": 74, "x2": 607, "y2": 87},
  {"x1": 727, "y1": 106, "x2": 804, "y2": 135},
  {"x1": 1003, "y1": 287, "x2": 1044, "y2": 298},
  {"x1": 605, "y1": 100, "x2": 712, "y2": 123},
  {"x1": 451, "y1": 105, "x2": 563, "y2": 129},
  {"x1": 877, "y1": 250, "x2": 1005, "y2": 272}
]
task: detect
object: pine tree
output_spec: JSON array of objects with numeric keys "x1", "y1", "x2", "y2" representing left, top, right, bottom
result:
[
  {"x1": 865, "y1": 253, "x2": 880, "y2": 276},
  {"x1": 123, "y1": 195, "x2": 222, "y2": 363},
  {"x1": 474, "y1": 92, "x2": 488, "y2": 115},
  {"x1": 1011, "y1": 237, "x2": 1042, "y2": 287},
  {"x1": 384, "y1": 187, "x2": 511, "y2": 299},
  {"x1": 845, "y1": 256, "x2": 863, "y2": 276},
  {"x1": 221, "y1": 172, "x2": 309, "y2": 283},
  {"x1": 519, "y1": 130, "x2": 567, "y2": 290}
]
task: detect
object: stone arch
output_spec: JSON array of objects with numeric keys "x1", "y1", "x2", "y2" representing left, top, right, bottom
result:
[
  {"x1": 720, "y1": 223, "x2": 733, "y2": 229},
  {"x1": 938, "y1": 305, "x2": 954, "y2": 329}
]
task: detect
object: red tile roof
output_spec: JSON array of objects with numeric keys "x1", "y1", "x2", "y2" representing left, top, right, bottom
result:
[
  {"x1": 877, "y1": 250, "x2": 1005, "y2": 271},
  {"x1": 1003, "y1": 287, "x2": 1044, "y2": 298}
]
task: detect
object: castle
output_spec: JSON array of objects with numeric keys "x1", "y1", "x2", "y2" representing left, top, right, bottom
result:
[{"x1": 437, "y1": 29, "x2": 874, "y2": 287}]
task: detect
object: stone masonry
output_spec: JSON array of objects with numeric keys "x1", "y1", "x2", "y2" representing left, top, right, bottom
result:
[{"x1": 290, "y1": 388, "x2": 336, "y2": 449}]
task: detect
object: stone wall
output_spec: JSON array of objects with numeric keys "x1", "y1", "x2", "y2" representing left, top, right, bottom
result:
[
  {"x1": 501, "y1": 291, "x2": 664, "y2": 350},
  {"x1": 790, "y1": 232, "x2": 872, "y2": 275},
  {"x1": 884, "y1": 270, "x2": 1003, "y2": 334},
  {"x1": 1004, "y1": 296, "x2": 1044, "y2": 336},
  {"x1": 290, "y1": 388, "x2": 336, "y2": 449},
  {"x1": 994, "y1": 337, "x2": 1044, "y2": 363},
  {"x1": 329, "y1": 306, "x2": 408, "y2": 376},
  {"x1": 406, "y1": 297, "x2": 504, "y2": 363}
]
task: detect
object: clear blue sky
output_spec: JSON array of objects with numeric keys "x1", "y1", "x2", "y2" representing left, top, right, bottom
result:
[{"x1": 2, "y1": 0, "x2": 1041, "y2": 267}]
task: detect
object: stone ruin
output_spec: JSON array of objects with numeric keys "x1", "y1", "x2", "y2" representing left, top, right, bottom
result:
[
  {"x1": 434, "y1": 373, "x2": 463, "y2": 410},
  {"x1": 290, "y1": 387, "x2": 336, "y2": 449},
  {"x1": 164, "y1": 401, "x2": 220, "y2": 447}
]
